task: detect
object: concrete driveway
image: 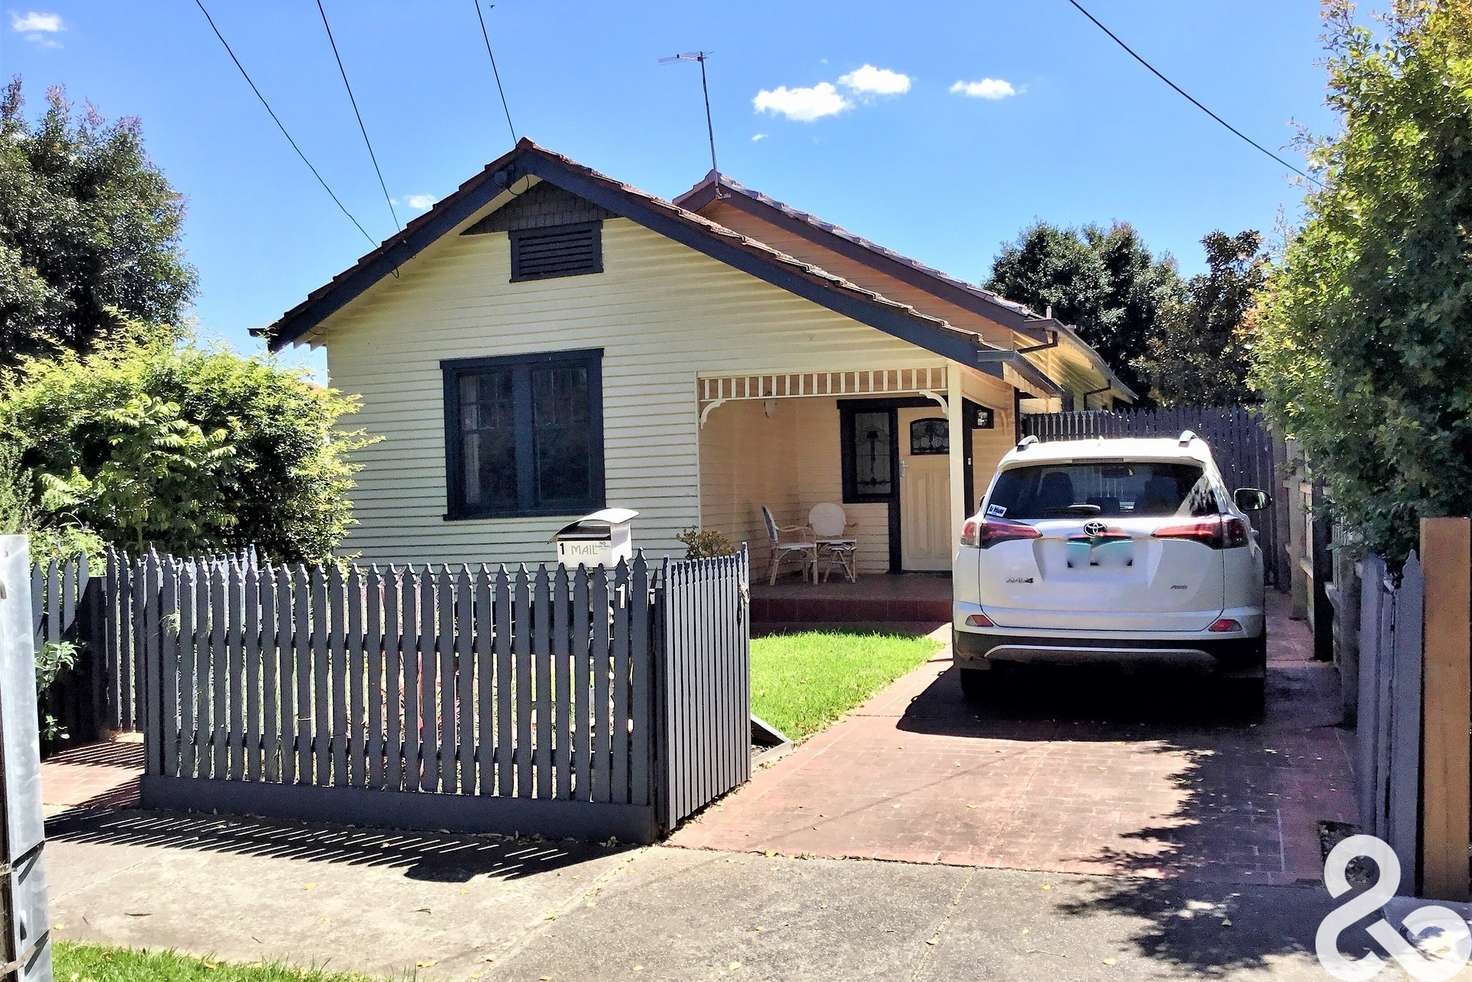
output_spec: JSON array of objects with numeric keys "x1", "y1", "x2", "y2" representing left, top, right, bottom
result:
[{"x1": 672, "y1": 593, "x2": 1355, "y2": 885}]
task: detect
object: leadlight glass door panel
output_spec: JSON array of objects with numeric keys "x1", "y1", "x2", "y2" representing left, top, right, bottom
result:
[{"x1": 852, "y1": 410, "x2": 893, "y2": 499}]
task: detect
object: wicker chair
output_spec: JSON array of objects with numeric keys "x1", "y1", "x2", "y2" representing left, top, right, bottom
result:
[
  {"x1": 809, "y1": 502, "x2": 859, "y2": 583},
  {"x1": 761, "y1": 505, "x2": 817, "y2": 585}
]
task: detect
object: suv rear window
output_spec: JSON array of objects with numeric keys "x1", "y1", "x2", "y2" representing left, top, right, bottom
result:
[{"x1": 986, "y1": 462, "x2": 1217, "y2": 520}]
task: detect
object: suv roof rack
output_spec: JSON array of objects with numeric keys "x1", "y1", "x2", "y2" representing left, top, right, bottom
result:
[
  {"x1": 1016, "y1": 435, "x2": 1040, "y2": 450},
  {"x1": 1178, "y1": 430, "x2": 1198, "y2": 447}
]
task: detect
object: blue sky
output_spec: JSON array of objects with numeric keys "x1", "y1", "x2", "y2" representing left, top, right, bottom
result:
[{"x1": 5, "y1": 1, "x2": 1339, "y2": 376}]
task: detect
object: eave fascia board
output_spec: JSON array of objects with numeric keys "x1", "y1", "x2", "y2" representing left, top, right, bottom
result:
[{"x1": 976, "y1": 349, "x2": 1063, "y2": 396}]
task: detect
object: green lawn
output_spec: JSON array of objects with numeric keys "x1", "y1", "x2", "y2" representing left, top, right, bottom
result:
[
  {"x1": 55, "y1": 943, "x2": 385, "y2": 982},
  {"x1": 749, "y1": 629, "x2": 941, "y2": 741}
]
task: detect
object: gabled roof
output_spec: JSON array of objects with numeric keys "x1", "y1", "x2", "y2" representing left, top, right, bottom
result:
[
  {"x1": 674, "y1": 171, "x2": 1136, "y2": 402},
  {"x1": 258, "y1": 140, "x2": 1071, "y2": 395},
  {"x1": 257, "y1": 142, "x2": 1011, "y2": 385}
]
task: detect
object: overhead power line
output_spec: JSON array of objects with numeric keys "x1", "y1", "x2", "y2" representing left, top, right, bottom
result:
[
  {"x1": 1062, "y1": 0, "x2": 1325, "y2": 189},
  {"x1": 473, "y1": 0, "x2": 517, "y2": 146},
  {"x1": 191, "y1": 0, "x2": 378, "y2": 246},
  {"x1": 315, "y1": 0, "x2": 401, "y2": 232}
]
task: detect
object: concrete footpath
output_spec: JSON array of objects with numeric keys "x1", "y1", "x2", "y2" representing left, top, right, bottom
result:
[{"x1": 49, "y1": 808, "x2": 1349, "y2": 981}]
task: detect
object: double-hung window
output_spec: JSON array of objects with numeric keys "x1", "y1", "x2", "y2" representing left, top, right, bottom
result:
[{"x1": 442, "y1": 349, "x2": 605, "y2": 519}]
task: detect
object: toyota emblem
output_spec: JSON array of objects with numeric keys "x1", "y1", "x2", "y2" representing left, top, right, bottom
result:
[{"x1": 1083, "y1": 520, "x2": 1108, "y2": 537}]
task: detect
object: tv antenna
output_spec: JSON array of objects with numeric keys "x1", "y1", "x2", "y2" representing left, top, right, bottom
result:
[{"x1": 659, "y1": 50, "x2": 719, "y2": 176}]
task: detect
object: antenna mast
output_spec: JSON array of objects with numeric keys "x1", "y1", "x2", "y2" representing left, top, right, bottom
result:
[{"x1": 660, "y1": 50, "x2": 719, "y2": 174}]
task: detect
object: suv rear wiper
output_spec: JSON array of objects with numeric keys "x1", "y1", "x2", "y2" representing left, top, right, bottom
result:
[{"x1": 1039, "y1": 504, "x2": 1103, "y2": 516}]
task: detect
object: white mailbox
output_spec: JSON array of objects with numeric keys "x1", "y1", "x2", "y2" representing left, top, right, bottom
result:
[{"x1": 551, "y1": 508, "x2": 639, "y2": 568}]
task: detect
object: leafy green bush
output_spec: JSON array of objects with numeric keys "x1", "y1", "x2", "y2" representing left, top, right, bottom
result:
[
  {"x1": 676, "y1": 527, "x2": 735, "y2": 560},
  {"x1": 35, "y1": 639, "x2": 77, "y2": 742},
  {"x1": 1249, "y1": 1, "x2": 1472, "y2": 562},
  {"x1": 0, "y1": 444, "x2": 28, "y2": 535},
  {"x1": 0, "y1": 335, "x2": 376, "y2": 561}
]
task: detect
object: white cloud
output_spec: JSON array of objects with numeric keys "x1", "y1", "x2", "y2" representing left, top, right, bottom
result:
[
  {"x1": 949, "y1": 78, "x2": 1018, "y2": 100},
  {"x1": 394, "y1": 193, "x2": 436, "y2": 211},
  {"x1": 838, "y1": 64, "x2": 911, "y2": 96},
  {"x1": 11, "y1": 9, "x2": 63, "y2": 46},
  {"x1": 753, "y1": 82, "x2": 851, "y2": 123},
  {"x1": 10, "y1": 10, "x2": 61, "y2": 32},
  {"x1": 751, "y1": 133, "x2": 768, "y2": 143}
]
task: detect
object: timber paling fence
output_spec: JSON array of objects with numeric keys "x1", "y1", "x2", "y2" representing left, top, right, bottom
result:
[
  {"x1": 1022, "y1": 404, "x2": 1286, "y2": 588},
  {"x1": 84, "y1": 547, "x2": 750, "y2": 842}
]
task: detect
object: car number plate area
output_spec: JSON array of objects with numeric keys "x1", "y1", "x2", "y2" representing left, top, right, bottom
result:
[{"x1": 1063, "y1": 538, "x2": 1135, "y2": 571}]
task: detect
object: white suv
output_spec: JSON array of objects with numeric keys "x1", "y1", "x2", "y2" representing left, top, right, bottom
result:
[{"x1": 952, "y1": 432, "x2": 1269, "y2": 705}]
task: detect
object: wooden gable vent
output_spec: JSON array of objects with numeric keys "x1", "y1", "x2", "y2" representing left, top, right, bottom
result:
[{"x1": 509, "y1": 222, "x2": 603, "y2": 282}]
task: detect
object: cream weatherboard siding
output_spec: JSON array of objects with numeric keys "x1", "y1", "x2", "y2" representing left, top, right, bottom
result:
[{"x1": 323, "y1": 216, "x2": 947, "y2": 567}]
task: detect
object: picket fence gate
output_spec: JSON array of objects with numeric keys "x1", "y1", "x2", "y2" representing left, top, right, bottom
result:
[
  {"x1": 113, "y1": 547, "x2": 749, "y2": 842},
  {"x1": 1022, "y1": 404, "x2": 1286, "y2": 587}
]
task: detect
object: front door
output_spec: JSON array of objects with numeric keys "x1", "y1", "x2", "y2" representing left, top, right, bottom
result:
[{"x1": 898, "y1": 407, "x2": 950, "y2": 571}]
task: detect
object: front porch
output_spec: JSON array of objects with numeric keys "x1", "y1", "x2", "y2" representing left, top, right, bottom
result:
[
  {"x1": 751, "y1": 572, "x2": 953, "y2": 625},
  {"x1": 696, "y1": 367, "x2": 1022, "y2": 588}
]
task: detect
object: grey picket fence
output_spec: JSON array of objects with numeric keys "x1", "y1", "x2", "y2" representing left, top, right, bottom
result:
[
  {"x1": 1022, "y1": 404, "x2": 1285, "y2": 587},
  {"x1": 658, "y1": 551, "x2": 751, "y2": 828},
  {"x1": 127, "y1": 546, "x2": 749, "y2": 842},
  {"x1": 1355, "y1": 551, "x2": 1424, "y2": 881}
]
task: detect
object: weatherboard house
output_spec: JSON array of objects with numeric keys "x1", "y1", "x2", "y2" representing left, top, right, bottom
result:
[{"x1": 261, "y1": 140, "x2": 1132, "y2": 574}]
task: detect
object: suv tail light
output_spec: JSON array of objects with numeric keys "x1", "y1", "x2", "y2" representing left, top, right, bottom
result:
[
  {"x1": 1152, "y1": 515, "x2": 1249, "y2": 550},
  {"x1": 960, "y1": 518, "x2": 1042, "y2": 549}
]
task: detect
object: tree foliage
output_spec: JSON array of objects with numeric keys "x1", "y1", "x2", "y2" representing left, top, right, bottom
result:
[
  {"x1": 0, "y1": 337, "x2": 375, "y2": 560},
  {"x1": 986, "y1": 221, "x2": 1183, "y2": 401},
  {"x1": 1249, "y1": 0, "x2": 1472, "y2": 562},
  {"x1": 1136, "y1": 230, "x2": 1269, "y2": 406},
  {"x1": 0, "y1": 77, "x2": 196, "y2": 368}
]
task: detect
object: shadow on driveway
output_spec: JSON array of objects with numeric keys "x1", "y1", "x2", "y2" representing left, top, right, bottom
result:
[
  {"x1": 49, "y1": 807, "x2": 627, "y2": 883},
  {"x1": 892, "y1": 634, "x2": 1358, "y2": 977}
]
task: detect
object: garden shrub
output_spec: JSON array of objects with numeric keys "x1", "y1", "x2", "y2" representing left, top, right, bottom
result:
[
  {"x1": 0, "y1": 335, "x2": 376, "y2": 561},
  {"x1": 1249, "y1": 1, "x2": 1472, "y2": 562}
]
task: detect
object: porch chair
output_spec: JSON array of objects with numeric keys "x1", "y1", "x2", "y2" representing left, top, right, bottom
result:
[
  {"x1": 809, "y1": 502, "x2": 859, "y2": 583},
  {"x1": 761, "y1": 505, "x2": 817, "y2": 585}
]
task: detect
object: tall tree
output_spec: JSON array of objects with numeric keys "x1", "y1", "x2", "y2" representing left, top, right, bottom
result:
[
  {"x1": 0, "y1": 78, "x2": 195, "y2": 367},
  {"x1": 1249, "y1": 0, "x2": 1472, "y2": 562},
  {"x1": 986, "y1": 221, "x2": 1182, "y2": 401},
  {"x1": 1135, "y1": 230, "x2": 1269, "y2": 406}
]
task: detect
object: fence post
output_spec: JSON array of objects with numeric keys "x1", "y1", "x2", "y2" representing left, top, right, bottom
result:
[
  {"x1": 1420, "y1": 517, "x2": 1471, "y2": 901},
  {"x1": 0, "y1": 536, "x2": 54, "y2": 980}
]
